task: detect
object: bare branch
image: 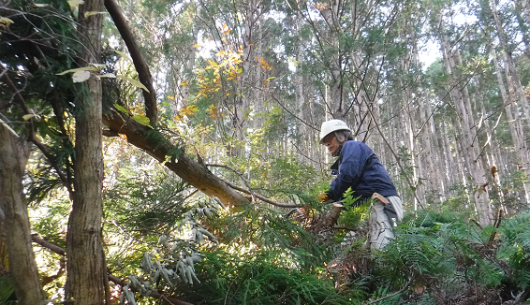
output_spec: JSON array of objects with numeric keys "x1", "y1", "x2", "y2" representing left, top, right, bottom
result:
[{"x1": 222, "y1": 180, "x2": 302, "y2": 208}]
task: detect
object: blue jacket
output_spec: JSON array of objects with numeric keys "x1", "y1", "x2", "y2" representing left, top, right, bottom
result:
[{"x1": 327, "y1": 140, "x2": 398, "y2": 202}]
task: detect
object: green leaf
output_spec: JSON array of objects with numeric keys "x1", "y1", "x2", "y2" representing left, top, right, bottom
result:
[
  {"x1": 117, "y1": 75, "x2": 150, "y2": 93},
  {"x1": 113, "y1": 104, "x2": 129, "y2": 115},
  {"x1": 115, "y1": 50, "x2": 130, "y2": 60},
  {"x1": 132, "y1": 115, "x2": 150, "y2": 126},
  {"x1": 56, "y1": 66, "x2": 99, "y2": 76}
]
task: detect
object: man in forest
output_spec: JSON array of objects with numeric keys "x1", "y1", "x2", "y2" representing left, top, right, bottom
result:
[{"x1": 319, "y1": 119, "x2": 404, "y2": 250}]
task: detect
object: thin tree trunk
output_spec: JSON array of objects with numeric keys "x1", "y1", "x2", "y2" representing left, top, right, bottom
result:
[
  {"x1": 438, "y1": 14, "x2": 493, "y2": 225},
  {"x1": 491, "y1": 51, "x2": 530, "y2": 201},
  {"x1": 489, "y1": 0, "x2": 530, "y2": 132},
  {"x1": 65, "y1": 0, "x2": 106, "y2": 302},
  {"x1": 0, "y1": 124, "x2": 45, "y2": 304}
]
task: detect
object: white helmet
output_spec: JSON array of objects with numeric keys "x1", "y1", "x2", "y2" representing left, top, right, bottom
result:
[{"x1": 320, "y1": 119, "x2": 351, "y2": 143}]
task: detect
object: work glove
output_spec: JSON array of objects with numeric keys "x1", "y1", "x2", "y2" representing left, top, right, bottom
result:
[{"x1": 318, "y1": 192, "x2": 329, "y2": 202}]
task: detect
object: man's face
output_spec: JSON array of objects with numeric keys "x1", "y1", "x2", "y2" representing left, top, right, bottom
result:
[{"x1": 323, "y1": 133, "x2": 340, "y2": 156}]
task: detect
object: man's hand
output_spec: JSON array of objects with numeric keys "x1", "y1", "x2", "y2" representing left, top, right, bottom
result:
[{"x1": 318, "y1": 192, "x2": 329, "y2": 202}]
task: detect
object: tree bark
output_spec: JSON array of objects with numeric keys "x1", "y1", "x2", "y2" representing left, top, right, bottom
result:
[
  {"x1": 65, "y1": 0, "x2": 106, "y2": 302},
  {"x1": 0, "y1": 123, "x2": 45, "y2": 304}
]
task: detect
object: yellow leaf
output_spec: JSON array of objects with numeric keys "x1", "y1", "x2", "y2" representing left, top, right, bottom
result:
[
  {"x1": 0, "y1": 18, "x2": 14, "y2": 29},
  {"x1": 193, "y1": 44, "x2": 201, "y2": 48},
  {"x1": 167, "y1": 95, "x2": 175, "y2": 100},
  {"x1": 223, "y1": 29, "x2": 231, "y2": 34},
  {"x1": 118, "y1": 133, "x2": 128, "y2": 141},
  {"x1": 84, "y1": 11, "x2": 106, "y2": 18},
  {"x1": 22, "y1": 114, "x2": 39, "y2": 121},
  {"x1": 180, "y1": 80, "x2": 189, "y2": 87}
]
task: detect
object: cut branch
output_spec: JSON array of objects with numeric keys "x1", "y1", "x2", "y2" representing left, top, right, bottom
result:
[
  {"x1": 102, "y1": 107, "x2": 249, "y2": 206},
  {"x1": 104, "y1": 0, "x2": 157, "y2": 125}
]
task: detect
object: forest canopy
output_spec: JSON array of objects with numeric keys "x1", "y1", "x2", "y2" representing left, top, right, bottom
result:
[{"x1": 1, "y1": 0, "x2": 530, "y2": 304}]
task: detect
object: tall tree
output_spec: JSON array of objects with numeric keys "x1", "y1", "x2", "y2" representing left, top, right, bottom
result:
[
  {"x1": 436, "y1": 11, "x2": 493, "y2": 225},
  {"x1": 65, "y1": 0, "x2": 106, "y2": 302},
  {"x1": 0, "y1": 123, "x2": 45, "y2": 304}
]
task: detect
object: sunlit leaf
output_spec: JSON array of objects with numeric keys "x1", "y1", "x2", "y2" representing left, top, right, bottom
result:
[
  {"x1": 85, "y1": 11, "x2": 106, "y2": 17},
  {"x1": 193, "y1": 44, "x2": 201, "y2": 48},
  {"x1": 0, "y1": 18, "x2": 14, "y2": 29},
  {"x1": 117, "y1": 75, "x2": 150, "y2": 93},
  {"x1": 22, "y1": 114, "x2": 39, "y2": 121},
  {"x1": 56, "y1": 65, "x2": 100, "y2": 75},
  {"x1": 132, "y1": 115, "x2": 151, "y2": 126},
  {"x1": 113, "y1": 104, "x2": 129, "y2": 115},
  {"x1": 114, "y1": 50, "x2": 130, "y2": 60},
  {"x1": 72, "y1": 70, "x2": 91, "y2": 83},
  {"x1": 67, "y1": 0, "x2": 84, "y2": 9},
  {"x1": 32, "y1": 3, "x2": 49, "y2": 7},
  {"x1": 98, "y1": 73, "x2": 116, "y2": 78}
]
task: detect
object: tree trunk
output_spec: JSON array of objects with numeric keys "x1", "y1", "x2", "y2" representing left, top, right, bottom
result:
[
  {"x1": 438, "y1": 14, "x2": 493, "y2": 225},
  {"x1": 491, "y1": 50, "x2": 530, "y2": 201},
  {"x1": 489, "y1": 0, "x2": 530, "y2": 133},
  {"x1": 0, "y1": 123, "x2": 45, "y2": 304},
  {"x1": 65, "y1": 0, "x2": 106, "y2": 302}
]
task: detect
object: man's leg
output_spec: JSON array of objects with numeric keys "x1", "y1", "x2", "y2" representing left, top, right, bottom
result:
[{"x1": 369, "y1": 197, "x2": 403, "y2": 250}]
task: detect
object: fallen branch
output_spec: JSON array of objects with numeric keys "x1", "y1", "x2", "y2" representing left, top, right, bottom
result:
[
  {"x1": 102, "y1": 107, "x2": 249, "y2": 206},
  {"x1": 31, "y1": 234, "x2": 193, "y2": 305}
]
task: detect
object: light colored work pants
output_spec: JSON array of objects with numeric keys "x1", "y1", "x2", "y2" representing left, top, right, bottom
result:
[{"x1": 369, "y1": 196, "x2": 404, "y2": 250}]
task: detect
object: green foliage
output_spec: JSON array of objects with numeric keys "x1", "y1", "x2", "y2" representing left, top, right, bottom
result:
[
  {"x1": 0, "y1": 275, "x2": 15, "y2": 305},
  {"x1": 182, "y1": 252, "x2": 353, "y2": 305}
]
